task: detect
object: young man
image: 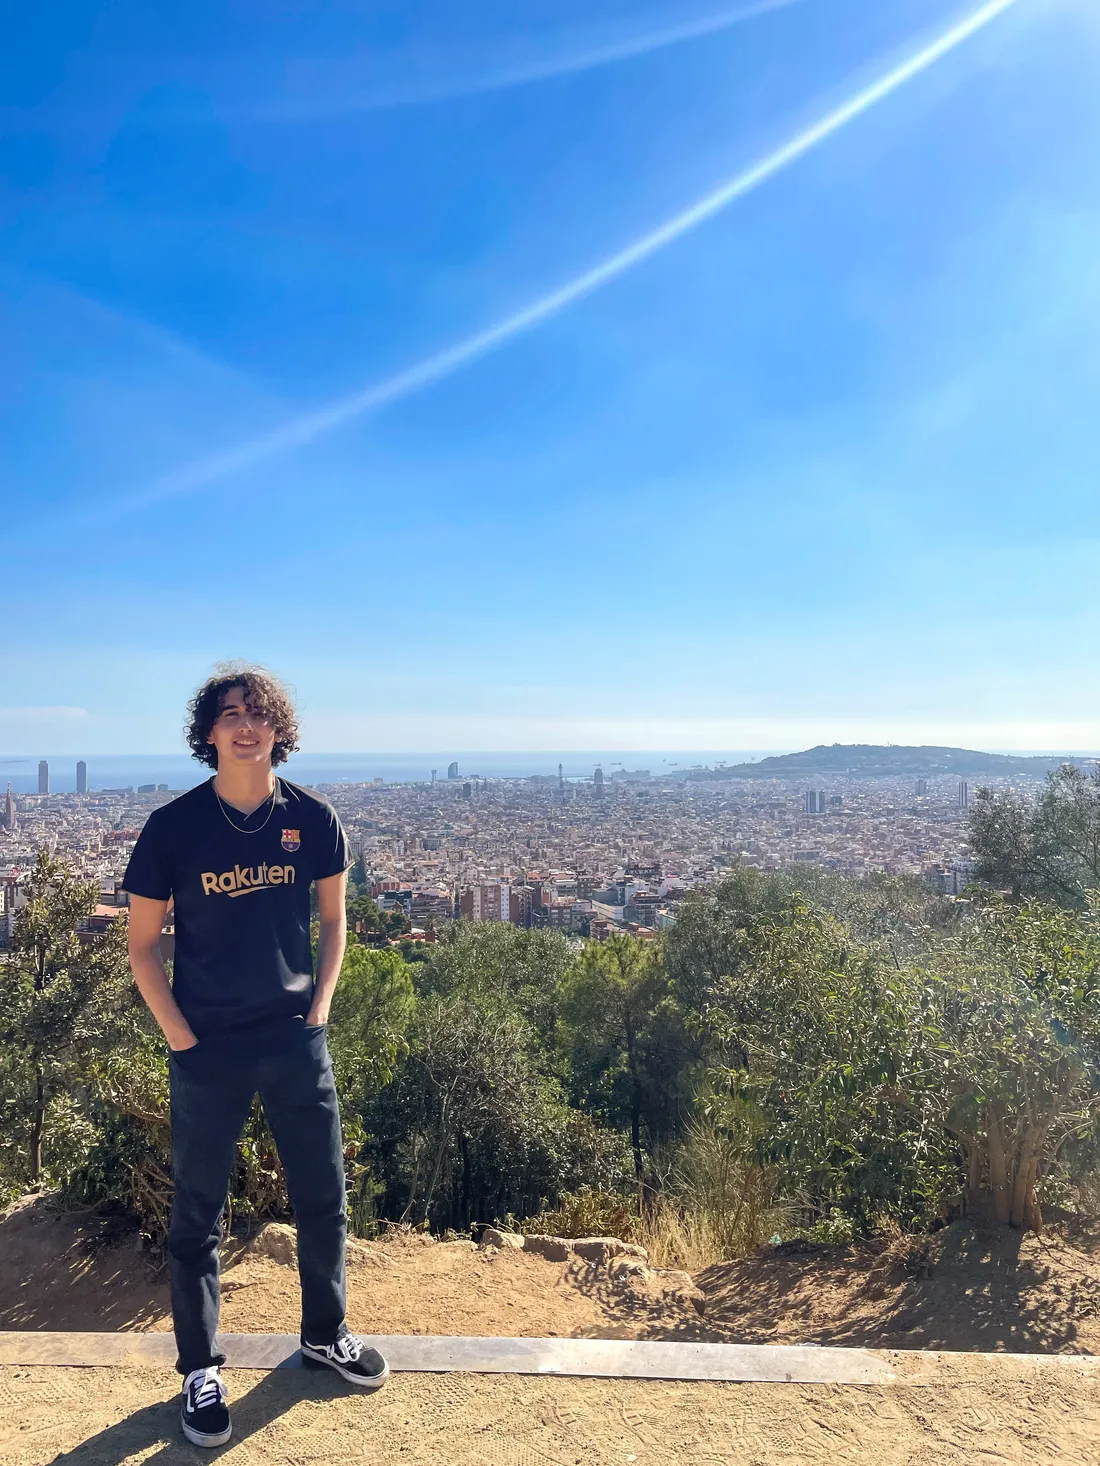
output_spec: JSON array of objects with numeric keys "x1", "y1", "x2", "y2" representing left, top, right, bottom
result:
[{"x1": 124, "y1": 666, "x2": 387, "y2": 1449}]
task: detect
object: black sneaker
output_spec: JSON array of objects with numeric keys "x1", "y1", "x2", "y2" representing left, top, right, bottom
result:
[
  {"x1": 300, "y1": 1334, "x2": 389, "y2": 1389},
  {"x1": 181, "y1": 1365, "x2": 232, "y2": 1447}
]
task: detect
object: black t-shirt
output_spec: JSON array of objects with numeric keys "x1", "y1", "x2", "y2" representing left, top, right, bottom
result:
[{"x1": 122, "y1": 777, "x2": 350, "y2": 1039}]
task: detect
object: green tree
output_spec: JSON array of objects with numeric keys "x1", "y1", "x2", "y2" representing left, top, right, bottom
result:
[
  {"x1": 326, "y1": 945, "x2": 415, "y2": 1111},
  {"x1": 560, "y1": 933, "x2": 698, "y2": 1187},
  {"x1": 666, "y1": 873, "x2": 945, "y2": 1228},
  {"x1": 417, "y1": 921, "x2": 574, "y2": 1045},
  {"x1": 367, "y1": 986, "x2": 629, "y2": 1231},
  {"x1": 662, "y1": 867, "x2": 806, "y2": 1035},
  {"x1": 0, "y1": 851, "x2": 135, "y2": 1186},
  {"x1": 789, "y1": 867, "x2": 959, "y2": 959},
  {"x1": 347, "y1": 893, "x2": 411, "y2": 941},
  {"x1": 969, "y1": 764, "x2": 1100, "y2": 907},
  {"x1": 922, "y1": 900, "x2": 1100, "y2": 1227}
]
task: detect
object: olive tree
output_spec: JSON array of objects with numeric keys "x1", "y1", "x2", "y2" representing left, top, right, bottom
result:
[{"x1": 924, "y1": 901, "x2": 1100, "y2": 1228}]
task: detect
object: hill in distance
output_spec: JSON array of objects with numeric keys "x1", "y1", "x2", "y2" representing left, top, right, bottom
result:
[{"x1": 690, "y1": 744, "x2": 1087, "y2": 780}]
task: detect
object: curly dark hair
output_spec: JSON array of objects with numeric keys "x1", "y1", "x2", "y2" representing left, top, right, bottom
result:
[{"x1": 185, "y1": 663, "x2": 301, "y2": 768}]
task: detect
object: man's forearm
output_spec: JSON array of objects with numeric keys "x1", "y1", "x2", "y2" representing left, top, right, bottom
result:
[
  {"x1": 130, "y1": 946, "x2": 197, "y2": 1050},
  {"x1": 308, "y1": 915, "x2": 347, "y2": 1024}
]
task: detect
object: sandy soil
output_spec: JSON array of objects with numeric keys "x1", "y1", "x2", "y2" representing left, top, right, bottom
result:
[
  {"x1": 8, "y1": 1197, "x2": 1100, "y2": 1463},
  {"x1": 6, "y1": 1355, "x2": 1100, "y2": 1465},
  {"x1": 0, "y1": 1198, "x2": 705, "y2": 1341},
  {"x1": 5, "y1": 1196, "x2": 1100, "y2": 1354}
]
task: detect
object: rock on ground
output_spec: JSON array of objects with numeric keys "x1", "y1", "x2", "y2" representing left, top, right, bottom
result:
[
  {"x1": 572, "y1": 1237, "x2": 649, "y2": 1267},
  {"x1": 476, "y1": 1227, "x2": 524, "y2": 1251},
  {"x1": 521, "y1": 1235, "x2": 574, "y2": 1263},
  {"x1": 479, "y1": 1231, "x2": 650, "y2": 1268},
  {"x1": 247, "y1": 1222, "x2": 391, "y2": 1269}
]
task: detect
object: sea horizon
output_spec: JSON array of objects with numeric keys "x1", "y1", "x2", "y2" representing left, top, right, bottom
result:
[
  {"x1": 0, "y1": 750, "x2": 778, "y2": 794},
  {"x1": 2, "y1": 745, "x2": 1097, "y2": 795}
]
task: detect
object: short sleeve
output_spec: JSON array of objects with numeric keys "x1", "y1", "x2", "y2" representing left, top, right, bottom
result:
[
  {"x1": 121, "y1": 812, "x2": 173, "y2": 901},
  {"x1": 313, "y1": 801, "x2": 351, "y2": 882}
]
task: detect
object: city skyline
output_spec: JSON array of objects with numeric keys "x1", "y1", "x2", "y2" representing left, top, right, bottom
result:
[
  {"x1": 0, "y1": 757, "x2": 994, "y2": 941},
  {"x1": 6, "y1": 739, "x2": 1098, "y2": 799},
  {"x1": 5, "y1": 1, "x2": 1100, "y2": 751}
]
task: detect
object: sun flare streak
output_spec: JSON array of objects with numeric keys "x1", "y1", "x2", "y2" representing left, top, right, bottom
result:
[{"x1": 134, "y1": 0, "x2": 1020, "y2": 507}]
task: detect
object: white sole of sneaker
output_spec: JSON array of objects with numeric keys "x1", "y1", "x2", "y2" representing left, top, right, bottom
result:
[
  {"x1": 181, "y1": 1414, "x2": 233, "y2": 1448},
  {"x1": 300, "y1": 1345, "x2": 390, "y2": 1389}
]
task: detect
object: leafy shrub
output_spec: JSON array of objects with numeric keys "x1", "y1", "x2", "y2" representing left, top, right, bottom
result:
[
  {"x1": 804, "y1": 1212, "x2": 858, "y2": 1246},
  {"x1": 522, "y1": 1187, "x2": 639, "y2": 1241},
  {"x1": 364, "y1": 988, "x2": 632, "y2": 1232}
]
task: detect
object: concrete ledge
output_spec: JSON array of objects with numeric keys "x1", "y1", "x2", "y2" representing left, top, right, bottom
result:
[{"x1": 0, "y1": 1331, "x2": 893, "y2": 1384}]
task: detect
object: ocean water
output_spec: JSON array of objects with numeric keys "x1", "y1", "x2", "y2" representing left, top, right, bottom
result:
[{"x1": 0, "y1": 751, "x2": 775, "y2": 794}]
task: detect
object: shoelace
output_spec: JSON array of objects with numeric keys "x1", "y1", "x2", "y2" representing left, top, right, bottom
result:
[
  {"x1": 331, "y1": 1335, "x2": 363, "y2": 1363},
  {"x1": 187, "y1": 1368, "x2": 225, "y2": 1412}
]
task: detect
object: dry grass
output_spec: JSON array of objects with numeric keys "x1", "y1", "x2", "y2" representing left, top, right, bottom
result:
[
  {"x1": 639, "y1": 1174, "x2": 786, "y2": 1270},
  {"x1": 634, "y1": 1119, "x2": 791, "y2": 1270},
  {"x1": 523, "y1": 1122, "x2": 791, "y2": 1271}
]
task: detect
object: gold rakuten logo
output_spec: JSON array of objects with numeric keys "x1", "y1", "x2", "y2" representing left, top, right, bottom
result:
[{"x1": 200, "y1": 863, "x2": 297, "y2": 898}]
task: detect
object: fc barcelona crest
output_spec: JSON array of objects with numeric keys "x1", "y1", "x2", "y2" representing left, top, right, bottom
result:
[{"x1": 281, "y1": 829, "x2": 300, "y2": 852}]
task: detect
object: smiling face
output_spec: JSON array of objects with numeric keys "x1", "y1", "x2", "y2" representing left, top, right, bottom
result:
[{"x1": 206, "y1": 685, "x2": 277, "y2": 770}]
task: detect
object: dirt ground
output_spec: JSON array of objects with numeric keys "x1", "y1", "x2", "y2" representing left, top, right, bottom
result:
[
  {"x1": 7, "y1": 1196, "x2": 1100, "y2": 1463},
  {"x1": 6, "y1": 1356, "x2": 1100, "y2": 1465},
  {"x1": 5, "y1": 1195, "x2": 1100, "y2": 1353}
]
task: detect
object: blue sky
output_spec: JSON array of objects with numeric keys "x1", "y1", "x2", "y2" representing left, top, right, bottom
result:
[{"x1": 2, "y1": 0, "x2": 1098, "y2": 755}]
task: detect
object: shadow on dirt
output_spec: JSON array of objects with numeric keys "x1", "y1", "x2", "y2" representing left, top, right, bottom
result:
[
  {"x1": 7, "y1": 1191, "x2": 1100, "y2": 1356},
  {"x1": 49, "y1": 1367, "x2": 370, "y2": 1465},
  {"x1": 0, "y1": 1194, "x2": 254, "y2": 1332},
  {"x1": 574, "y1": 1220, "x2": 1100, "y2": 1353}
]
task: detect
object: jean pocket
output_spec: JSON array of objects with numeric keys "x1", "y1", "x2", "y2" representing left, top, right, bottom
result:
[{"x1": 170, "y1": 1042, "x2": 203, "y2": 1069}]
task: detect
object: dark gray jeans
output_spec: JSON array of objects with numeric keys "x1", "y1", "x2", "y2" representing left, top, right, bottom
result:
[{"x1": 167, "y1": 1020, "x2": 347, "y2": 1375}]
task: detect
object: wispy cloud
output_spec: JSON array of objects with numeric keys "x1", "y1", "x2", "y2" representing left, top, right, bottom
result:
[
  {"x1": 117, "y1": 0, "x2": 1020, "y2": 510},
  {"x1": 239, "y1": 0, "x2": 811, "y2": 119}
]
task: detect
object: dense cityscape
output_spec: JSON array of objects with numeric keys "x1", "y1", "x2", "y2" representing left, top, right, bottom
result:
[{"x1": 0, "y1": 753, "x2": 1042, "y2": 945}]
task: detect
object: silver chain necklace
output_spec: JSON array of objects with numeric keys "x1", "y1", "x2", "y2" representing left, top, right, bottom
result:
[{"x1": 212, "y1": 777, "x2": 278, "y2": 834}]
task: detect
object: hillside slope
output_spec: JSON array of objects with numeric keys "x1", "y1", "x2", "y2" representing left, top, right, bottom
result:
[
  {"x1": 5, "y1": 1195, "x2": 1100, "y2": 1355},
  {"x1": 691, "y1": 744, "x2": 1078, "y2": 780}
]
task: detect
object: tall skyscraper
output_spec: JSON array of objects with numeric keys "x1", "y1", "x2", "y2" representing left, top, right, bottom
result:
[
  {"x1": 804, "y1": 790, "x2": 826, "y2": 814},
  {"x1": 3, "y1": 783, "x2": 14, "y2": 832},
  {"x1": 958, "y1": 780, "x2": 969, "y2": 810},
  {"x1": 38, "y1": 760, "x2": 48, "y2": 795},
  {"x1": 915, "y1": 778, "x2": 928, "y2": 797},
  {"x1": 76, "y1": 760, "x2": 87, "y2": 795},
  {"x1": 594, "y1": 766, "x2": 604, "y2": 799},
  {"x1": 447, "y1": 761, "x2": 460, "y2": 780}
]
